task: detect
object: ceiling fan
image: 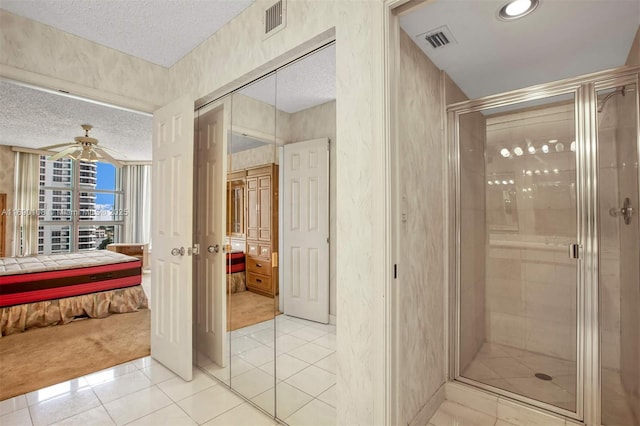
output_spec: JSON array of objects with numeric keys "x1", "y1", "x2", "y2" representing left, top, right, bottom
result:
[{"x1": 40, "y1": 124, "x2": 124, "y2": 168}]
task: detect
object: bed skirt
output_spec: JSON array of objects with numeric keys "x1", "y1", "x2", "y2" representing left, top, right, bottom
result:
[
  {"x1": 0, "y1": 285, "x2": 148, "y2": 337},
  {"x1": 227, "y1": 272, "x2": 246, "y2": 293}
]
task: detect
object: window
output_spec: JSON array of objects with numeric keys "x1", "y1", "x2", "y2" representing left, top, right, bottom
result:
[{"x1": 37, "y1": 157, "x2": 124, "y2": 254}]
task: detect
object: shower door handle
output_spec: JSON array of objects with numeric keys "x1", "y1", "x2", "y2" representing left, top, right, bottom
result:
[
  {"x1": 569, "y1": 244, "x2": 581, "y2": 259},
  {"x1": 609, "y1": 197, "x2": 634, "y2": 225}
]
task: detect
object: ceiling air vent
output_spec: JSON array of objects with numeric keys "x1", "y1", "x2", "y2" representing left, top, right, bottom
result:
[
  {"x1": 417, "y1": 25, "x2": 457, "y2": 50},
  {"x1": 425, "y1": 31, "x2": 449, "y2": 48},
  {"x1": 264, "y1": 0, "x2": 286, "y2": 38}
]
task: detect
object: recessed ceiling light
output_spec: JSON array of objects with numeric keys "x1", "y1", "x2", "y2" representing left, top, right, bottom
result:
[{"x1": 498, "y1": 0, "x2": 540, "y2": 21}]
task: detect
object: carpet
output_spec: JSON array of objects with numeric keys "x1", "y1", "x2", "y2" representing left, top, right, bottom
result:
[
  {"x1": 0, "y1": 309, "x2": 150, "y2": 401},
  {"x1": 228, "y1": 291, "x2": 280, "y2": 331}
]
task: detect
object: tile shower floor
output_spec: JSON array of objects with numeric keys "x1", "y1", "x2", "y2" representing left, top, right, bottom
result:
[
  {"x1": 462, "y1": 342, "x2": 638, "y2": 425},
  {"x1": 198, "y1": 314, "x2": 337, "y2": 426},
  {"x1": 462, "y1": 342, "x2": 577, "y2": 411}
]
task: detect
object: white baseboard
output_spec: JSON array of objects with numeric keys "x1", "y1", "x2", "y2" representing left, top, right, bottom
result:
[{"x1": 329, "y1": 314, "x2": 336, "y2": 325}]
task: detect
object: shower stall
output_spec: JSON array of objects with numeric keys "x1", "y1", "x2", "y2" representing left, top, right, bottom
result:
[{"x1": 450, "y1": 66, "x2": 639, "y2": 425}]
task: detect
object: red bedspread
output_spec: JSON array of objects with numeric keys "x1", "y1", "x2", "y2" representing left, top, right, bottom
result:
[{"x1": 0, "y1": 259, "x2": 142, "y2": 308}]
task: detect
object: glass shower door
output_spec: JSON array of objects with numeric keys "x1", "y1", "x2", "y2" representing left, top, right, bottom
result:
[{"x1": 456, "y1": 92, "x2": 579, "y2": 414}]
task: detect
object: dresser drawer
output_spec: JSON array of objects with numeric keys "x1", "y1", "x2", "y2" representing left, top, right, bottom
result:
[
  {"x1": 246, "y1": 272, "x2": 272, "y2": 294},
  {"x1": 246, "y1": 257, "x2": 272, "y2": 276},
  {"x1": 246, "y1": 242, "x2": 271, "y2": 259}
]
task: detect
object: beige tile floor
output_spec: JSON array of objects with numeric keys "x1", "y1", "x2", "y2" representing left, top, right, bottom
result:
[
  {"x1": 428, "y1": 401, "x2": 512, "y2": 426},
  {"x1": 0, "y1": 357, "x2": 277, "y2": 426},
  {"x1": 197, "y1": 314, "x2": 337, "y2": 426}
]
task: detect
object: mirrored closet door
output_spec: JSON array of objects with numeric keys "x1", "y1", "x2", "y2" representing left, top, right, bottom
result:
[
  {"x1": 226, "y1": 73, "x2": 278, "y2": 415},
  {"x1": 274, "y1": 44, "x2": 337, "y2": 424},
  {"x1": 193, "y1": 42, "x2": 337, "y2": 425}
]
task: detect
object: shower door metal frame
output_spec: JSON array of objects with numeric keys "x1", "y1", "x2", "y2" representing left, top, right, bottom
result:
[{"x1": 447, "y1": 65, "x2": 640, "y2": 425}]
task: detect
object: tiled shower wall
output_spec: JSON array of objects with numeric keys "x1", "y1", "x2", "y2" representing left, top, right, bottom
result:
[
  {"x1": 598, "y1": 98, "x2": 623, "y2": 370},
  {"x1": 483, "y1": 103, "x2": 578, "y2": 362},
  {"x1": 619, "y1": 30, "x2": 640, "y2": 420},
  {"x1": 613, "y1": 79, "x2": 640, "y2": 420}
]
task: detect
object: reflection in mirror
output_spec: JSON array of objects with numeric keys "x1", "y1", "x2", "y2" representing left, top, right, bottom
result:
[
  {"x1": 486, "y1": 172, "x2": 518, "y2": 231},
  {"x1": 194, "y1": 97, "x2": 231, "y2": 385},
  {"x1": 227, "y1": 73, "x2": 278, "y2": 416},
  {"x1": 275, "y1": 43, "x2": 337, "y2": 424},
  {"x1": 193, "y1": 45, "x2": 338, "y2": 424}
]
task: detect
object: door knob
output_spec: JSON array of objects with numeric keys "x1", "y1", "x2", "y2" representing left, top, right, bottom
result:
[
  {"x1": 207, "y1": 244, "x2": 220, "y2": 253},
  {"x1": 171, "y1": 247, "x2": 185, "y2": 256}
]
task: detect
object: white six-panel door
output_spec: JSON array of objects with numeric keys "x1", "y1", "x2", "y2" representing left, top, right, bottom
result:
[
  {"x1": 151, "y1": 95, "x2": 194, "y2": 381},
  {"x1": 194, "y1": 102, "x2": 227, "y2": 367},
  {"x1": 282, "y1": 138, "x2": 330, "y2": 323}
]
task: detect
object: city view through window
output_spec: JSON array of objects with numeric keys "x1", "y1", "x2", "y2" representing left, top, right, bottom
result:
[{"x1": 38, "y1": 157, "x2": 124, "y2": 254}]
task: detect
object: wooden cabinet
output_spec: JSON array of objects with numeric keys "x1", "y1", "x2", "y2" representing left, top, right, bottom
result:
[
  {"x1": 227, "y1": 171, "x2": 246, "y2": 237},
  {"x1": 245, "y1": 164, "x2": 278, "y2": 297},
  {"x1": 107, "y1": 243, "x2": 149, "y2": 270}
]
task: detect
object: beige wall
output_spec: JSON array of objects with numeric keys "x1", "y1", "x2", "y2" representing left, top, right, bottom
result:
[
  {"x1": 0, "y1": 10, "x2": 168, "y2": 111},
  {"x1": 231, "y1": 93, "x2": 291, "y2": 143},
  {"x1": 229, "y1": 144, "x2": 277, "y2": 171},
  {"x1": 167, "y1": 2, "x2": 388, "y2": 422},
  {"x1": 0, "y1": 1, "x2": 394, "y2": 422},
  {"x1": 394, "y1": 29, "x2": 447, "y2": 425},
  {"x1": 0, "y1": 146, "x2": 15, "y2": 255}
]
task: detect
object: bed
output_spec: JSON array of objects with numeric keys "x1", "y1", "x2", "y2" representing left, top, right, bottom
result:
[
  {"x1": 226, "y1": 251, "x2": 246, "y2": 293},
  {"x1": 0, "y1": 251, "x2": 148, "y2": 336}
]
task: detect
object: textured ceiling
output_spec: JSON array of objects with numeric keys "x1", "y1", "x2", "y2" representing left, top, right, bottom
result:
[
  {"x1": 0, "y1": 4, "x2": 335, "y2": 163},
  {"x1": 0, "y1": 44, "x2": 335, "y2": 161},
  {"x1": 0, "y1": 0, "x2": 254, "y2": 67},
  {"x1": 400, "y1": 0, "x2": 640, "y2": 99},
  {"x1": 0, "y1": 81, "x2": 153, "y2": 161},
  {"x1": 241, "y1": 44, "x2": 336, "y2": 114}
]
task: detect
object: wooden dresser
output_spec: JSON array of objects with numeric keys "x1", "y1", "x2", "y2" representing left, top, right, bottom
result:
[{"x1": 244, "y1": 164, "x2": 278, "y2": 297}]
